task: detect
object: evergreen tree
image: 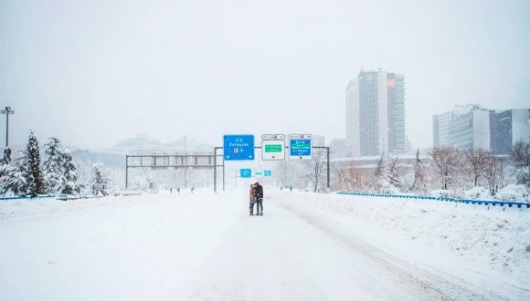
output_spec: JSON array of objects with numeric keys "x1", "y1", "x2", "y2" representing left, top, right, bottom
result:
[
  {"x1": 26, "y1": 132, "x2": 46, "y2": 195},
  {"x1": 387, "y1": 157, "x2": 401, "y2": 189},
  {"x1": 43, "y1": 137, "x2": 65, "y2": 194},
  {"x1": 0, "y1": 150, "x2": 28, "y2": 195},
  {"x1": 62, "y1": 150, "x2": 79, "y2": 194},
  {"x1": 410, "y1": 149, "x2": 426, "y2": 192},
  {"x1": 372, "y1": 153, "x2": 386, "y2": 192},
  {"x1": 0, "y1": 148, "x2": 11, "y2": 193},
  {"x1": 1, "y1": 147, "x2": 11, "y2": 164}
]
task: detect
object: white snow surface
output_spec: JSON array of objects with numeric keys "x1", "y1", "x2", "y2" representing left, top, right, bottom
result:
[{"x1": 1, "y1": 188, "x2": 529, "y2": 300}]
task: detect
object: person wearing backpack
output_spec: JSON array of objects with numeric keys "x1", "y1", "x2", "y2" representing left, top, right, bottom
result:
[{"x1": 255, "y1": 182, "x2": 264, "y2": 216}]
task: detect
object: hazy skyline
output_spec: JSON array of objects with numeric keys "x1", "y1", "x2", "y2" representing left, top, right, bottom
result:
[{"x1": 1, "y1": 0, "x2": 529, "y2": 151}]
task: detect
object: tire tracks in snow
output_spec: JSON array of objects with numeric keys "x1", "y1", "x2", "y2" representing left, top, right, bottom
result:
[{"x1": 275, "y1": 199, "x2": 507, "y2": 301}]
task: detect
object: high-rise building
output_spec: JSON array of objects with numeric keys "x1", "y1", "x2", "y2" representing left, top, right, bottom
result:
[
  {"x1": 433, "y1": 105, "x2": 530, "y2": 154},
  {"x1": 433, "y1": 110, "x2": 464, "y2": 147},
  {"x1": 491, "y1": 109, "x2": 530, "y2": 154},
  {"x1": 433, "y1": 104, "x2": 491, "y2": 150},
  {"x1": 345, "y1": 69, "x2": 405, "y2": 157},
  {"x1": 450, "y1": 107, "x2": 491, "y2": 150}
]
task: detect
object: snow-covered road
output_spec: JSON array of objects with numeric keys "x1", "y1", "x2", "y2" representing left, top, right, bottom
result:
[{"x1": 1, "y1": 189, "x2": 528, "y2": 300}]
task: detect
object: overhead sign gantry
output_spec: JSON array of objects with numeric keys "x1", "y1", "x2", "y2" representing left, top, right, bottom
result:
[{"x1": 214, "y1": 133, "x2": 328, "y2": 192}]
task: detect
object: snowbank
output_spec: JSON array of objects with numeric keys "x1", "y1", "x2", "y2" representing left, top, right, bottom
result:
[{"x1": 274, "y1": 189, "x2": 530, "y2": 287}]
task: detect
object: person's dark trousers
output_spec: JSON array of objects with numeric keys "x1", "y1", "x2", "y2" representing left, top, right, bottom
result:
[
  {"x1": 249, "y1": 203, "x2": 254, "y2": 215},
  {"x1": 256, "y1": 198, "x2": 263, "y2": 215}
]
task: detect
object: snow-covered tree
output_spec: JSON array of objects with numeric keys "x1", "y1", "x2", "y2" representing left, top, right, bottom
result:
[
  {"x1": 387, "y1": 157, "x2": 401, "y2": 189},
  {"x1": 62, "y1": 150, "x2": 79, "y2": 194},
  {"x1": 484, "y1": 154, "x2": 504, "y2": 196},
  {"x1": 512, "y1": 140, "x2": 530, "y2": 186},
  {"x1": 409, "y1": 149, "x2": 426, "y2": 193},
  {"x1": 430, "y1": 146, "x2": 463, "y2": 190},
  {"x1": 0, "y1": 150, "x2": 28, "y2": 195},
  {"x1": 26, "y1": 132, "x2": 46, "y2": 195},
  {"x1": 305, "y1": 148, "x2": 327, "y2": 192},
  {"x1": 374, "y1": 154, "x2": 385, "y2": 180},
  {"x1": 1, "y1": 147, "x2": 11, "y2": 165},
  {"x1": 92, "y1": 163, "x2": 109, "y2": 196},
  {"x1": 0, "y1": 148, "x2": 12, "y2": 192},
  {"x1": 371, "y1": 153, "x2": 386, "y2": 192},
  {"x1": 43, "y1": 137, "x2": 65, "y2": 194},
  {"x1": 465, "y1": 148, "x2": 487, "y2": 187}
]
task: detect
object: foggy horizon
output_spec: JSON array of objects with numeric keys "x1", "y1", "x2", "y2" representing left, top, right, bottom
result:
[{"x1": 1, "y1": 0, "x2": 529, "y2": 151}]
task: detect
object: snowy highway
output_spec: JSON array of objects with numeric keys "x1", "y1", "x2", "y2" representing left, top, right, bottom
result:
[{"x1": 1, "y1": 189, "x2": 528, "y2": 300}]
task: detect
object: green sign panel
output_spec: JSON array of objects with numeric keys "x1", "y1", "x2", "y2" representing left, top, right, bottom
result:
[
  {"x1": 261, "y1": 134, "x2": 286, "y2": 160},
  {"x1": 265, "y1": 144, "x2": 282, "y2": 152}
]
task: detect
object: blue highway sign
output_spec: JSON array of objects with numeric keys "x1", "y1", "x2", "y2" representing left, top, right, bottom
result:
[
  {"x1": 290, "y1": 139, "x2": 311, "y2": 158},
  {"x1": 240, "y1": 169, "x2": 252, "y2": 178},
  {"x1": 224, "y1": 135, "x2": 255, "y2": 160}
]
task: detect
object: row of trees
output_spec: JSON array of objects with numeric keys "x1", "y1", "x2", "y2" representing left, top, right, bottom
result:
[
  {"x1": 0, "y1": 132, "x2": 83, "y2": 196},
  {"x1": 335, "y1": 140, "x2": 530, "y2": 197}
]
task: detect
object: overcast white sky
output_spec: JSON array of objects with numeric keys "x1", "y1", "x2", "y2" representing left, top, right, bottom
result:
[{"x1": 1, "y1": 0, "x2": 529, "y2": 151}]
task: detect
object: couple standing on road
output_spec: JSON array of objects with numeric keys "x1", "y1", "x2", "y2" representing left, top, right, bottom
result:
[{"x1": 249, "y1": 182, "x2": 264, "y2": 216}]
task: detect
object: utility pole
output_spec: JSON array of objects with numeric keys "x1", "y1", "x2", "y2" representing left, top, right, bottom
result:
[{"x1": 1, "y1": 106, "x2": 14, "y2": 147}]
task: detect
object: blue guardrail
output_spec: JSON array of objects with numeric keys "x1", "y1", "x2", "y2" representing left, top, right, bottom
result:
[
  {"x1": 336, "y1": 192, "x2": 530, "y2": 209},
  {"x1": 0, "y1": 194, "x2": 59, "y2": 201}
]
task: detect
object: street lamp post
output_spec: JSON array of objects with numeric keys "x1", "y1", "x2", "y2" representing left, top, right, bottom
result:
[{"x1": 1, "y1": 106, "x2": 14, "y2": 147}]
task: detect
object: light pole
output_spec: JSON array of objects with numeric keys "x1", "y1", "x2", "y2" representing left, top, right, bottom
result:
[{"x1": 1, "y1": 106, "x2": 14, "y2": 147}]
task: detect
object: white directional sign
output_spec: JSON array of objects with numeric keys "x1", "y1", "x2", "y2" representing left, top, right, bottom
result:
[
  {"x1": 261, "y1": 134, "x2": 285, "y2": 160},
  {"x1": 289, "y1": 134, "x2": 312, "y2": 160}
]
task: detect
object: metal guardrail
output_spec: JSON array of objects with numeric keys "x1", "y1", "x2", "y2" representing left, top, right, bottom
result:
[
  {"x1": 336, "y1": 192, "x2": 530, "y2": 209},
  {"x1": 0, "y1": 194, "x2": 59, "y2": 201}
]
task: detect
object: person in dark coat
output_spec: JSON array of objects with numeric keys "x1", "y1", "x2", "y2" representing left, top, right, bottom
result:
[{"x1": 255, "y1": 182, "x2": 264, "y2": 215}]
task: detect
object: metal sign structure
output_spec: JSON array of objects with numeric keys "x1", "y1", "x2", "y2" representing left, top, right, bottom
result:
[
  {"x1": 261, "y1": 134, "x2": 285, "y2": 160},
  {"x1": 125, "y1": 154, "x2": 218, "y2": 189},
  {"x1": 223, "y1": 135, "x2": 255, "y2": 160},
  {"x1": 214, "y1": 132, "x2": 331, "y2": 192},
  {"x1": 289, "y1": 134, "x2": 312, "y2": 159}
]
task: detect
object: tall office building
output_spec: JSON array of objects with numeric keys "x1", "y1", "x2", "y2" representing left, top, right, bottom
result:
[
  {"x1": 433, "y1": 105, "x2": 529, "y2": 154},
  {"x1": 433, "y1": 104, "x2": 491, "y2": 150},
  {"x1": 433, "y1": 110, "x2": 464, "y2": 147},
  {"x1": 345, "y1": 69, "x2": 405, "y2": 157},
  {"x1": 491, "y1": 108, "x2": 530, "y2": 154}
]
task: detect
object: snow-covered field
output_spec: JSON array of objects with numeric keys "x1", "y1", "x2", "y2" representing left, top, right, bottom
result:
[{"x1": 1, "y1": 188, "x2": 528, "y2": 300}]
